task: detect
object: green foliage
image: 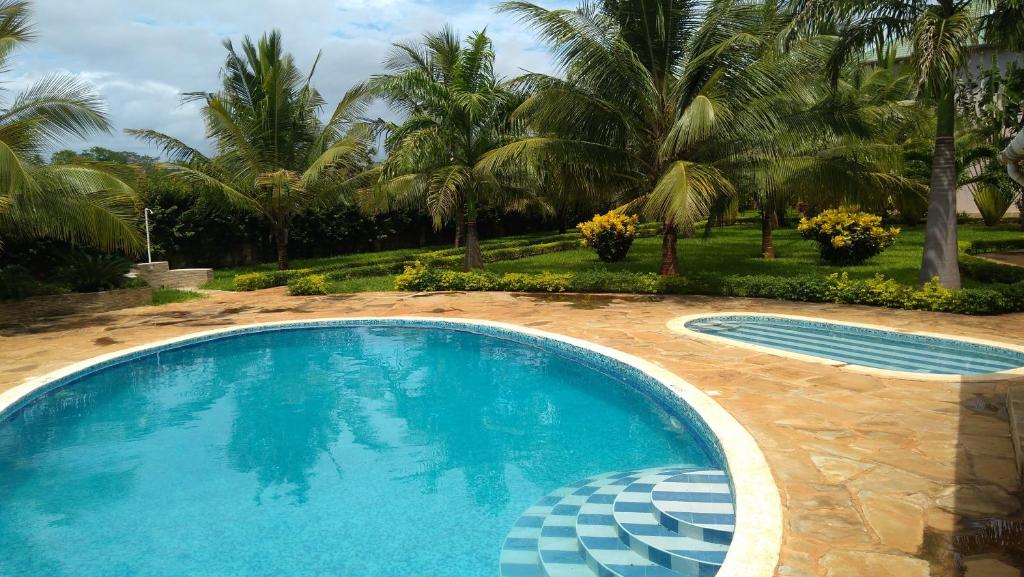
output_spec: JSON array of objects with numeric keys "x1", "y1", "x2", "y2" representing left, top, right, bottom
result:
[
  {"x1": 972, "y1": 179, "x2": 1018, "y2": 226},
  {"x1": 234, "y1": 269, "x2": 313, "y2": 291},
  {"x1": 0, "y1": 265, "x2": 66, "y2": 300},
  {"x1": 58, "y1": 252, "x2": 132, "y2": 293},
  {"x1": 288, "y1": 274, "x2": 329, "y2": 296},
  {"x1": 578, "y1": 212, "x2": 639, "y2": 262},
  {"x1": 0, "y1": 4, "x2": 141, "y2": 253},
  {"x1": 129, "y1": 30, "x2": 374, "y2": 270},
  {"x1": 151, "y1": 288, "x2": 204, "y2": 306},
  {"x1": 964, "y1": 237, "x2": 1024, "y2": 255},
  {"x1": 960, "y1": 255, "x2": 1024, "y2": 284},
  {"x1": 798, "y1": 209, "x2": 900, "y2": 265},
  {"x1": 395, "y1": 263, "x2": 1024, "y2": 315}
]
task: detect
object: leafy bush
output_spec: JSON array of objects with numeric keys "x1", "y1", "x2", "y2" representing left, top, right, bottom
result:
[
  {"x1": 578, "y1": 211, "x2": 639, "y2": 262},
  {"x1": 964, "y1": 238, "x2": 1024, "y2": 255},
  {"x1": 0, "y1": 265, "x2": 66, "y2": 300},
  {"x1": 395, "y1": 263, "x2": 1024, "y2": 314},
  {"x1": 234, "y1": 269, "x2": 312, "y2": 291},
  {"x1": 288, "y1": 274, "x2": 329, "y2": 295},
  {"x1": 798, "y1": 209, "x2": 899, "y2": 265},
  {"x1": 972, "y1": 178, "x2": 1017, "y2": 226},
  {"x1": 960, "y1": 255, "x2": 1024, "y2": 284},
  {"x1": 58, "y1": 252, "x2": 132, "y2": 292}
]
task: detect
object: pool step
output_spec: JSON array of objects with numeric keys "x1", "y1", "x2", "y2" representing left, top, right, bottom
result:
[
  {"x1": 649, "y1": 471, "x2": 735, "y2": 543},
  {"x1": 500, "y1": 466, "x2": 732, "y2": 577}
]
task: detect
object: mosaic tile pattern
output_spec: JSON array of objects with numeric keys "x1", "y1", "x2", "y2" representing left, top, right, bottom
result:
[{"x1": 501, "y1": 466, "x2": 732, "y2": 577}]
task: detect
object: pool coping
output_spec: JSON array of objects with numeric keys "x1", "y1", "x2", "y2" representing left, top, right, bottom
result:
[
  {"x1": 667, "y1": 312, "x2": 1024, "y2": 382},
  {"x1": 0, "y1": 316, "x2": 782, "y2": 577}
]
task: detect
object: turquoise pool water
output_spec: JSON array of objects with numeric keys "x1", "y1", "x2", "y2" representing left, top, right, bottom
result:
[
  {"x1": 685, "y1": 315, "x2": 1024, "y2": 375},
  {"x1": 0, "y1": 324, "x2": 716, "y2": 577}
]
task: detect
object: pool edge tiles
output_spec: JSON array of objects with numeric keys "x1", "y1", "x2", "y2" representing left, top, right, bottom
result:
[
  {"x1": 668, "y1": 312, "x2": 1024, "y2": 382},
  {"x1": 0, "y1": 317, "x2": 782, "y2": 577}
]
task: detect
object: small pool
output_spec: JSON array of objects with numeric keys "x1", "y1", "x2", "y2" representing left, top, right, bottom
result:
[
  {"x1": 678, "y1": 314, "x2": 1024, "y2": 377},
  {"x1": 0, "y1": 320, "x2": 737, "y2": 577}
]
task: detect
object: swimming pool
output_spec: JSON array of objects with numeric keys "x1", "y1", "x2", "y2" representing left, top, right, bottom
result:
[
  {"x1": 0, "y1": 319, "x2": 779, "y2": 577},
  {"x1": 673, "y1": 313, "x2": 1024, "y2": 378}
]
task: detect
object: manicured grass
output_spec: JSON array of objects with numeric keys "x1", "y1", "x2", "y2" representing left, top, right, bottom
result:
[
  {"x1": 488, "y1": 223, "x2": 1024, "y2": 289},
  {"x1": 205, "y1": 221, "x2": 1023, "y2": 294},
  {"x1": 151, "y1": 288, "x2": 205, "y2": 305}
]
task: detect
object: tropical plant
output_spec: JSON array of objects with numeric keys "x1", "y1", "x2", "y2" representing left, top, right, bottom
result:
[
  {"x1": 0, "y1": 1, "x2": 140, "y2": 253},
  {"x1": 802, "y1": 0, "x2": 1024, "y2": 287},
  {"x1": 364, "y1": 27, "x2": 526, "y2": 270},
  {"x1": 798, "y1": 208, "x2": 900, "y2": 265},
  {"x1": 972, "y1": 175, "x2": 1018, "y2": 225},
  {"x1": 490, "y1": 0, "x2": 912, "y2": 275},
  {"x1": 578, "y1": 211, "x2": 638, "y2": 262},
  {"x1": 57, "y1": 251, "x2": 132, "y2": 292},
  {"x1": 130, "y1": 31, "x2": 373, "y2": 270}
]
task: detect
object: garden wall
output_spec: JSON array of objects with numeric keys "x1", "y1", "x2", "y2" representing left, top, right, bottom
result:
[{"x1": 0, "y1": 287, "x2": 152, "y2": 325}]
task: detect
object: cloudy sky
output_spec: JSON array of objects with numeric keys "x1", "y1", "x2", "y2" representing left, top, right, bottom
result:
[{"x1": 10, "y1": 0, "x2": 573, "y2": 159}]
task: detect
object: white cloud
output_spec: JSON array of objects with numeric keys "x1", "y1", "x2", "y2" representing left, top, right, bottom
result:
[{"x1": 7, "y1": 0, "x2": 573, "y2": 159}]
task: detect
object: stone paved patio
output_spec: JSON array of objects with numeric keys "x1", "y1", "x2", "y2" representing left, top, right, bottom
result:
[{"x1": 2, "y1": 289, "x2": 1022, "y2": 577}]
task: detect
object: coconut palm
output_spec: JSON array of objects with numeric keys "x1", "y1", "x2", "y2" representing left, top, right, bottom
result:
[
  {"x1": 364, "y1": 27, "x2": 526, "y2": 270},
  {"x1": 0, "y1": 0, "x2": 139, "y2": 253},
  {"x1": 490, "y1": 0, "x2": 906, "y2": 273},
  {"x1": 129, "y1": 31, "x2": 373, "y2": 270},
  {"x1": 801, "y1": 0, "x2": 1024, "y2": 287}
]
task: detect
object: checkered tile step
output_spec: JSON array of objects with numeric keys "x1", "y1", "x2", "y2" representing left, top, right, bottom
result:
[
  {"x1": 650, "y1": 471, "x2": 735, "y2": 543},
  {"x1": 499, "y1": 466, "x2": 733, "y2": 577}
]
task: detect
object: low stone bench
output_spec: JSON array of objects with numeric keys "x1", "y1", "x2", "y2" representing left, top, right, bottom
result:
[{"x1": 134, "y1": 262, "x2": 213, "y2": 289}]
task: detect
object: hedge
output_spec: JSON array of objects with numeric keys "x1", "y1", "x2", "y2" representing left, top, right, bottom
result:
[
  {"x1": 394, "y1": 262, "x2": 1024, "y2": 315},
  {"x1": 962, "y1": 238, "x2": 1024, "y2": 255},
  {"x1": 234, "y1": 269, "x2": 313, "y2": 291},
  {"x1": 288, "y1": 274, "x2": 329, "y2": 296}
]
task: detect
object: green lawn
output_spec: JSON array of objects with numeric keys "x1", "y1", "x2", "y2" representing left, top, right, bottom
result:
[
  {"x1": 151, "y1": 288, "x2": 205, "y2": 305},
  {"x1": 205, "y1": 222, "x2": 1024, "y2": 293},
  {"x1": 489, "y1": 223, "x2": 1023, "y2": 288}
]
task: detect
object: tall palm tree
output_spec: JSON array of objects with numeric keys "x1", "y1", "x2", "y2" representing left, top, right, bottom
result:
[
  {"x1": 493, "y1": 0, "x2": 910, "y2": 274},
  {"x1": 0, "y1": 1, "x2": 139, "y2": 253},
  {"x1": 364, "y1": 27, "x2": 525, "y2": 270},
  {"x1": 130, "y1": 31, "x2": 373, "y2": 270},
  {"x1": 802, "y1": 0, "x2": 1024, "y2": 287}
]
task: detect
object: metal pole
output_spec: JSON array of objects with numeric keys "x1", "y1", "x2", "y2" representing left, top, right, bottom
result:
[{"x1": 143, "y1": 208, "x2": 153, "y2": 264}]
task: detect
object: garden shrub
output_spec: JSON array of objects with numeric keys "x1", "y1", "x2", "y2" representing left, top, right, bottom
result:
[
  {"x1": 578, "y1": 212, "x2": 639, "y2": 262},
  {"x1": 0, "y1": 265, "x2": 66, "y2": 300},
  {"x1": 394, "y1": 263, "x2": 1024, "y2": 315},
  {"x1": 288, "y1": 274, "x2": 329, "y2": 296},
  {"x1": 959, "y1": 255, "x2": 1024, "y2": 284},
  {"x1": 234, "y1": 269, "x2": 312, "y2": 291},
  {"x1": 963, "y1": 238, "x2": 1024, "y2": 255},
  {"x1": 58, "y1": 252, "x2": 132, "y2": 292},
  {"x1": 798, "y1": 209, "x2": 899, "y2": 265}
]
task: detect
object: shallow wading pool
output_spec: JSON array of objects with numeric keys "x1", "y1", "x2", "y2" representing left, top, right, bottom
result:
[
  {"x1": 673, "y1": 313, "x2": 1024, "y2": 379},
  {"x1": 0, "y1": 319, "x2": 775, "y2": 577}
]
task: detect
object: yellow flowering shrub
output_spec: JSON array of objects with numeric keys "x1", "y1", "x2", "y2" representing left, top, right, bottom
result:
[
  {"x1": 798, "y1": 208, "x2": 899, "y2": 265},
  {"x1": 577, "y1": 211, "x2": 640, "y2": 262}
]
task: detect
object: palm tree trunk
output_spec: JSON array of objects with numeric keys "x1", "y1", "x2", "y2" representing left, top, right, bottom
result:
[
  {"x1": 659, "y1": 220, "x2": 680, "y2": 276},
  {"x1": 463, "y1": 196, "x2": 483, "y2": 271},
  {"x1": 761, "y1": 209, "x2": 776, "y2": 259},
  {"x1": 274, "y1": 226, "x2": 289, "y2": 270},
  {"x1": 454, "y1": 210, "x2": 465, "y2": 248},
  {"x1": 919, "y1": 88, "x2": 961, "y2": 288}
]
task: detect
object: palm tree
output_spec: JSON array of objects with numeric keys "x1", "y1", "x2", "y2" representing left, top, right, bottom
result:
[
  {"x1": 364, "y1": 27, "x2": 525, "y2": 270},
  {"x1": 491, "y1": 0, "x2": 903, "y2": 274},
  {"x1": 130, "y1": 31, "x2": 373, "y2": 270},
  {"x1": 0, "y1": 0, "x2": 140, "y2": 253},
  {"x1": 802, "y1": 0, "x2": 1024, "y2": 287}
]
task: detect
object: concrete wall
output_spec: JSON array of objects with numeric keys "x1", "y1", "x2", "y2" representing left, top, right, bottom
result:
[
  {"x1": 134, "y1": 262, "x2": 213, "y2": 289},
  {"x1": 0, "y1": 287, "x2": 152, "y2": 326}
]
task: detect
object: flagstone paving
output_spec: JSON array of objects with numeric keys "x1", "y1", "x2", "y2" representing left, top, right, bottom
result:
[{"x1": 2, "y1": 289, "x2": 1022, "y2": 577}]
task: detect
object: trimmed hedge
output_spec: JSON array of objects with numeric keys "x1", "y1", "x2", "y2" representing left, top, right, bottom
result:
[
  {"x1": 394, "y1": 262, "x2": 1024, "y2": 315},
  {"x1": 234, "y1": 269, "x2": 313, "y2": 291},
  {"x1": 963, "y1": 238, "x2": 1024, "y2": 255},
  {"x1": 960, "y1": 255, "x2": 1024, "y2": 284},
  {"x1": 288, "y1": 274, "x2": 329, "y2": 296}
]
